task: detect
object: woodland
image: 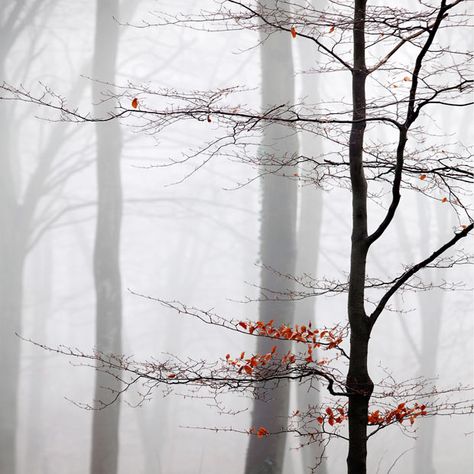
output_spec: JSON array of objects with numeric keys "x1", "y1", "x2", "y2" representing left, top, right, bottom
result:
[{"x1": 0, "y1": 1, "x2": 473, "y2": 474}]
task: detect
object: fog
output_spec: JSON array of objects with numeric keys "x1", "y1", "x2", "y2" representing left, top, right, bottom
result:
[{"x1": 1, "y1": 1, "x2": 473, "y2": 474}]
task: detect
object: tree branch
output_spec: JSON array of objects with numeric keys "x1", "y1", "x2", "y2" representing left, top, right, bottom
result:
[{"x1": 369, "y1": 223, "x2": 473, "y2": 328}]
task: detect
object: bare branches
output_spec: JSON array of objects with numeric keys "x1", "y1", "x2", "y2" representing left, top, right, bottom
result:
[{"x1": 369, "y1": 222, "x2": 474, "y2": 327}]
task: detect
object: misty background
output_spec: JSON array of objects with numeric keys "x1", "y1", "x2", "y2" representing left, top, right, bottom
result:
[{"x1": 0, "y1": 1, "x2": 473, "y2": 473}]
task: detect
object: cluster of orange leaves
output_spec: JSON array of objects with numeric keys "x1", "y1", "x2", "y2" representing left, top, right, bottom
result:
[
  {"x1": 236, "y1": 320, "x2": 343, "y2": 350},
  {"x1": 254, "y1": 403, "x2": 427, "y2": 438},
  {"x1": 226, "y1": 320, "x2": 343, "y2": 373},
  {"x1": 225, "y1": 346, "x2": 277, "y2": 375},
  {"x1": 314, "y1": 403, "x2": 427, "y2": 428},
  {"x1": 316, "y1": 406, "x2": 347, "y2": 426},
  {"x1": 367, "y1": 402, "x2": 427, "y2": 426}
]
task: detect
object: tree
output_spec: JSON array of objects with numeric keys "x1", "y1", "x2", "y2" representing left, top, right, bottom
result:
[
  {"x1": 0, "y1": 2, "x2": 95, "y2": 471},
  {"x1": 243, "y1": 1, "x2": 299, "y2": 473},
  {"x1": 90, "y1": 1, "x2": 123, "y2": 473},
  {"x1": 2, "y1": 0, "x2": 473, "y2": 473}
]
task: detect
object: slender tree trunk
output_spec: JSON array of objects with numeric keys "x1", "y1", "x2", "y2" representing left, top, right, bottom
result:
[
  {"x1": 0, "y1": 51, "x2": 25, "y2": 472},
  {"x1": 295, "y1": 181, "x2": 324, "y2": 473},
  {"x1": 0, "y1": 242, "x2": 25, "y2": 474},
  {"x1": 244, "y1": 2, "x2": 298, "y2": 473},
  {"x1": 294, "y1": 0, "x2": 325, "y2": 469},
  {"x1": 346, "y1": 1, "x2": 373, "y2": 473},
  {"x1": 23, "y1": 237, "x2": 52, "y2": 474},
  {"x1": 90, "y1": 2, "x2": 123, "y2": 473},
  {"x1": 414, "y1": 202, "x2": 446, "y2": 474}
]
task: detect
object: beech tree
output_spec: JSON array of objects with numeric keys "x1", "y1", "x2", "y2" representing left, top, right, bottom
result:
[
  {"x1": 90, "y1": 1, "x2": 123, "y2": 473},
  {"x1": 2, "y1": 0, "x2": 473, "y2": 473}
]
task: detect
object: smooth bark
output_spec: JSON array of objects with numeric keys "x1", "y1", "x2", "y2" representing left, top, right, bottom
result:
[
  {"x1": 244, "y1": 2, "x2": 298, "y2": 472},
  {"x1": 90, "y1": 1, "x2": 123, "y2": 473},
  {"x1": 0, "y1": 53, "x2": 25, "y2": 474},
  {"x1": 295, "y1": 0, "x2": 325, "y2": 469}
]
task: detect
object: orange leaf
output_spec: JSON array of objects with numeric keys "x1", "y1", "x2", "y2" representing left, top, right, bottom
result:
[
  {"x1": 325, "y1": 407, "x2": 334, "y2": 417},
  {"x1": 167, "y1": 373, "x2": 176, "y2": 378},
  {"x1": 329, "y1": 25, "x2": 335, "y2": 33},
  {"x1": 239, "y1": 322, "x2": 248, "y2": 330},
  {"x1": 257, "y1": 426, "x2": 269, "y2": 438},
  {"x1": 290, "y1": 27, "x2": 297, "y2": 38},
  {"x1": 403, "y1": 76, "x2": 412, "y2": 82},
  {"x1": 243, "y1": 365, "x2": 253, "y2": 375},
  {"x1": 316, "y1": 416, "x2": 324, "y2": 425},
  {"x1": 225, "y1": 353, "x2": 231, "y2": 360},
  {"x1": 328, "y1": 416, "x2": 335, "y2": 426},
  {"x1": 419, "y1": 174, "x2": 427, "y2": 180},
  {"x1": 441, "y1": 197, "x2": 448, "y2": 203},
  {"x1": 131, "y1": 98, "x2": 138, "y2": 109}
]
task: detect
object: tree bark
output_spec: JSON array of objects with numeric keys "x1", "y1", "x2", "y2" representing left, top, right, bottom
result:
[
  {"x1": 90, "y1": 1, "x2": 123, "y2": 473},
  {"x1": 244, "y1": 2, "x2": 298, "y2": 472},
  {"x1": 414, "y1": 201, "x2": 446, "y2": 474},
  {"x1": 294, "y1": 0, "x2": 325, "y2": 469},
  {"x1": 0, "y1": 49, "x2": 25, "y2": 472},
  {"x1": 346, "y1": 1, "x2": 373, "y2": 473}
]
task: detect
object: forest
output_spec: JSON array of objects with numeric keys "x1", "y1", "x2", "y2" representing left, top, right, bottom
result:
[{"x1": 0, "y1": 1, "x2": 473, "y2": 473}]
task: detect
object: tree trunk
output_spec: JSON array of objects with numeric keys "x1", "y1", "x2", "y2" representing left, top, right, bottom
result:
[
  {"x1": 294, "y1": 0, "x2": 325, "y2": 469},
  {"x1": 23, "y1": 236, "x2": 52, "y2": 474},
  {"x1": 414, "y1": 201, "x2": 446, "y2": 474},
  {"x1": 90, "y1": 2, "x2": 123, "y2": 473},
  {"x1": 346, "y1": 1, "x2": 373, "y2": 474},
  {"x1": 295, "y1": 182, "x2": 324, "y2": 474},
  {"x1": 0, "y1": 49, "x2": 25, "y2": 472},
  {"x1": 244, "y1": 2, "x2": 298, "y2": 473},
  {"x1": 0, "y1": 242, "x2": 25, "y2": 474}
]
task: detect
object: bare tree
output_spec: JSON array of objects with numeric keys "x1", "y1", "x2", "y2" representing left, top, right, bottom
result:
[
  {"x1": 243, "y1": 2, "x2": 299, "y2": 473},
  {"x1": 0, "y1": 2, "x2": 94, "y2": 472}
]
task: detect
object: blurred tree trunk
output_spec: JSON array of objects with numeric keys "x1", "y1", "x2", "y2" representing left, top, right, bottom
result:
[
  {"x1": 294, "y1": 0, "x2": 325, "y2": 469},
  {"x1": 0, "y1": 52, "x2": 26, "y2": 474},
  {"x1": 90, "y1": 1, "x2": 123, "y2": 473},
  {"x1": 413, "y1": 202, "x2": 446, "y2": 474},
  {"x1": 244, "y1": 2, "x2": 299, "y2": 473},
  {"x1": 23, "y1": 237, "x2": 52, "y2": 474},
  {"x1": 294, "y1": 171, "x2": 324, "y2": 474},
  {"x1": 0, "y1": 4, "x2": 80, "y2": 470}
]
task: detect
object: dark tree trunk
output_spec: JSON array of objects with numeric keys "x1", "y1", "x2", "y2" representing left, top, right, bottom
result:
[
  {"x1": 346, "y1": 1, "x2": 373, "y2": 474},
  {"x1": 90, "y1": 1, "x2": 123, "y2": 473},
  {"x1": 244, "y1": 1, "x2": 298, "y2": 472}
]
